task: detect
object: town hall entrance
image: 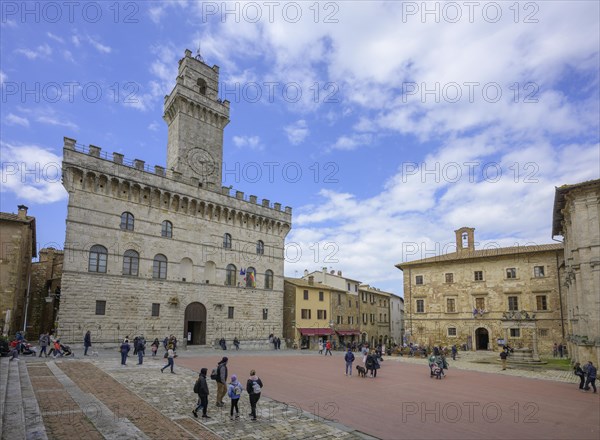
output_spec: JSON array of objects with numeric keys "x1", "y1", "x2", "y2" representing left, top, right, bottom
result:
[
  {"x1": 184, "y1": 302, "x2": 206, "y2": 345},
  {"x1": 475, "y1": 327, "x2": 489, "y2": 350}
]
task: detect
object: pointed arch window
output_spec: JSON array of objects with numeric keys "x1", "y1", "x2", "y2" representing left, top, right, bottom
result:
[
  {"x1": 223, "y1": 233, "x2": 232, "y2": 249},
  {"x1": 225, "y1": 264, "x2": 237, "y2": 286},
  {"x1": 88, "y1": 245, "x2": 108, "y2": 273},
  {"x1": 123, "y1": 250, "x2": 139, "y2": 276},
  {"x1": 120, "y1": 212, "x2": 134, "y2": 231},
  {"x1": 153, "y1": 254, "x2": 168, "y2": 279},
  {"x1": 264, "y1": 270, "x2": 274, "y2": 290},
  {"x1": 161, "y1": 220, "x2": 173, "y2": 238},
  {"x1": 246, "y1": 267, "x2": 256, "y2": 288}
]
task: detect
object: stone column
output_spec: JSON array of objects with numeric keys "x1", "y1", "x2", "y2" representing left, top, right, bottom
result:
[{"x1": 532, "y1": 325, "x2": 540, "y2": 361}]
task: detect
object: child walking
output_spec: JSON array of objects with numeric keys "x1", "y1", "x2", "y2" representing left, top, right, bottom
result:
[{"x1": 227, "y1": 374, "x2": 243, "y2": 420}]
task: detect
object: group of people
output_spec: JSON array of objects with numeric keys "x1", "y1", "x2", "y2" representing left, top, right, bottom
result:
[
  {"x1": 340, "y1": 344, "x2": 383, "y2": 377},
  {"x1": 553, "y1": 342, "x2": 567, "y2": 358},
  {"x1": 573, "y1": 361, "x2": 597, "y2": 393},
  {"x1": 268, "y1": 334, "x2": 282, "y2": 350},
  {"x1": 192, "y1": 356, "x2": 264, "y2": 421}
]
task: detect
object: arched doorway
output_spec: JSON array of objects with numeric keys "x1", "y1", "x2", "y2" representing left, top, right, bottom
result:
[
  {"x1": 185, "y1": 302, "x2": 206, "y2": 345},
  {"x1": 475, "y1": 327, "x2": 489, "y2": 350}
]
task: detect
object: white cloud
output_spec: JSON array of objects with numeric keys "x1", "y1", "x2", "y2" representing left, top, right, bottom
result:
[
  {"x1": 232, "y1": 135, "x2": 263, "y2": 151},
  {"x1": 15, "y1": 43, "x2": 52, "y2": 60},
  {"x1": 36, "y1": 115, "x2": 78, "y2": 131},
  {"x1": 63, "y1": 50, "x2": 75, "y2": 63},
  {"x1": 71, "y1": 35, "x2": 80, "y2": 47},
  {"x1": 47, "y1": 32, "x2": 64, "y2": 44},
  {"x1": 5, "y1": 113, "x2": 30, "y2": 127},
  {"x1": 284, "y1": 120, "x2": 309, "y2": 145},
  {"x1": 86, "y1": 36, "x2": 111, "y2": 54},
  {"x1": 0, "y1": 70, "x2": 6, "y2": 85},
  {"x1": 0, "y1": 142, "x2": 67, "y2": 204},
  {"x1": 148, "y1": 121, "x2": 161, "y2": 131},
  {"x1": 330, "y1": 134, "x2": 372, "y2": 151}
]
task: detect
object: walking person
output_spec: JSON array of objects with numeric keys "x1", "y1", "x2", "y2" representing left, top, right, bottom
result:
[
  {"x1": 136, "y1": 337, "x2": 145, "y2": 365},
  {"x1": 325, "y1": 340, "x2": 332, "y2": 356},
  {"x1": 84, "y1": 330, "x2": 92, "y2": 356},
  {"x1": 227, "y1": 374, "x2": 243, "y2": 420},
  {"x1": 318, "y1": 340, "x2": 324, "y2": 355},
  {"x1": 574, "y1": 362, "x2": 586, "y2": 390},
  {"x1": 344, "y1": 347, "x2": 355, "y2": 376},
  {"x1": 372, "y1": 350, "x2": 381, "y2": 378},
  {"x1": 215, "y1": 357, "x2": 229, "y2": 407},
  {"x1": 583, "y1": 361, "x2": 597, "y2": 393},
  {"x1": 151, "y1": 338, "x2": 160, "y2": 357},
  {"x1": 234, "y1": 337, "x2": 240, "y2": 350},
  {"x1": 192, "y1": 368, "x2": 211, "y2": 419},
  {"x1": 38, "y1": 332, "x2": 49, "y2": 357},
  {"x1": 365, "y1": 351, "x2": 375, "y2": 377},
  {"x1": 500, "y1": 350, "x2": 508, "y2": 370},
  {"x1": 120, "y1": 339, "x2": 130, "y2": 366},
  {"x1": 160, "y1": 344, "x2": 175, "y2": 373},
  {"x1": 451, "y1": 345, "x2": 457, "y2": 361},
  {"x1": 246, "y1": 369, "x2": 263, "y2": 421}
]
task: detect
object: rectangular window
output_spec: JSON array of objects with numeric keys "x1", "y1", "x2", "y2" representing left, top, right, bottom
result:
[
  {"x1": 319, "y1": 291, "x2": 324, "y2": 301},
  {"x1": 536, "y1": 295, "x2": 548, "y2": 311},
  {"x1": 262, "y1": 308, "x2": 268, "y2": 320},
  {"x1": 379, "y1": 313, "x2": 382, "y2": 321},
  {"x1": 538, "y1": 328, "x2": 548, "y2": 337},
  {"x1": 362, "y1": 313, "x2": 367, "y2": 324},
  {"x1": 415, "y1": 275, "x2": 423, "y2": 285},
  {"x1": 338, "y1": 294, "x2": 341, "y2": 305},
  {"x1": 370, "y1": 314, "x2": 375, "y2": 323},
  {"x1": 356, "y1": 301, "x2": 359, "y2": 308},
  {"x1": 337, "y1": 315, "x2": 342, "y2": 324},
  {"x1": 475, "y1": 297, "x2": 485, "y2": 310},
  {"x1": 354, "y1": 284, "x2": 358, "y2": 292},
  {"x1": 301, "y1": 309, "x2": 311, "y2": 319},
  {"x1": 447, "y1": 298, "x2": 456, "y2": 313},
  {"x1": 303, "y1": 290, "x2": 309, "y2": 300},
  {"x1": 534, "y1": 266, "x2": 545, "y2": 278},
  {"x1": 95, "y1": 300, "x2": 106, "y2": 315},
  {"x1": 508, "y1": 296, "x2": 519, "y2": 311},
  {"x1": 347, "y1": 316, "x2": 351, "y2": 324},
  {"x1": 151, "y1": 303, "x2": 160, "y2": 317},
  {"x1": 474, "y1": 271, "x2": 483, "y2": 281},
  {"x1": 506, "y1": 268, "x2": 517, "y2": 279},
  {"x1": 510, "y1": 328, "x2": 520, "y2": 338},
  {"x1": 349, "y1": 300, "x2": 352, "y2": 308},
  {"x1": 416, "y1": 299, "x2": 424, "y2": 313},
  {"x1": 228, "y1": 306, "x2": 234, "y2": 319},
  {"x1": 317, "y1": 310, "x2": 327, "y2": 320},
  {"x1": 445, "y1": 273, "x2": 454, "y2": 283},
  {"x1": 448, "y1": 327, "x2": 457, "y2": 336},
  {"x1": 347, "y1": 282, "x2": 351, "y2": 291}
]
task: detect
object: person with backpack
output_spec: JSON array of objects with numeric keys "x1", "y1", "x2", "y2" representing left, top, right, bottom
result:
[
  {"x1": 227, "y1": 374, "x2": 243, "y2": 420},
  {"x1": 136, "y1": 337, "x2": 145, "y2": 365},
  {"x1": 344, "y1": 347, "x2": 355, "y2": 375},
  {"x1": 192, "y1": 368, "x2": 211, "y2": 419},
  {"x1": 574, "y1": 362, "x2": 586, "y2": 390},
  {"x1": 246, "y1": 369, "x2": 263, "y2": 421},
  {"x1": 214, "y1": 357, "x2": 228, "y2": 407},
  {"x1": 160, "y1": 344, "x2": 175, "y2": 373}
]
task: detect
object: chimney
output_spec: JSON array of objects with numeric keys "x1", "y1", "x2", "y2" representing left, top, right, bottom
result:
[
  {"x1": 322, "y1": 267, "x2": 327, "y2": 274},
  {"x1": 17, "y1": 205, "x2": 28, "y2": 219},
  {"x1": 330, "y1": 270, "x2": 335, "y2": 274},
  {"x1": 308, "y1": 276, "x2": 314, "y2": 285},
  {"x1": 303, "y1": 269, "x2": 309, "y2": 276},
  {"x1": 337, "y1": 270, "x2": 342, "y2": 276}
]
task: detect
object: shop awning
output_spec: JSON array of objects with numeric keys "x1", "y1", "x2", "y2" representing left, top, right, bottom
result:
[
  {"x1": 298, "y1": 328, "x2": 335, "y2": 336},
  {"x1": 336, "y1": 330, "x2": 360, "y2": 336}
]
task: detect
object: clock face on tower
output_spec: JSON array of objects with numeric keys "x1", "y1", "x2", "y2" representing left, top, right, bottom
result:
[{"x1": 186, "y1": 147, "x2": 217, "y2": 177}]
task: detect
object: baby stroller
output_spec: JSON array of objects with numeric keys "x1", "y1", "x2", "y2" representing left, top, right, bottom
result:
[{"x1": 60, "y1": 343, "x2": 74, "y2": 357}]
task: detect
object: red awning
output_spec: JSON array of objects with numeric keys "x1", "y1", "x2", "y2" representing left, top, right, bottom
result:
[
  {"x1": 298, "y1": 328, "x2": 335, "y2": 336},
  {"x1": 336, "y1": 330, "x2": 360, "y2": 336}
]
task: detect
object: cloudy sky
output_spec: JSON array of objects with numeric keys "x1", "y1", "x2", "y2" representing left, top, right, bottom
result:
[{"x1": 1, "y1": 1, "x2": 598, "y2": 294}]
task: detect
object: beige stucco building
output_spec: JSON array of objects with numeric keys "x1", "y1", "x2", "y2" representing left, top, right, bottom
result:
[
  {"x1": 0, "y1": 205, "x2": 36, "y2": 337},
  {"x1": 552, "y1": 179, "x2": 600, "y2": 365},
  {"x1": 397, "y1": 227, "x2": 566, "y2": 354},
  {"x1": 358, "y1": 285, "x2": 392, "y2": 347},
  {"x1": 57, "y1": 50, "x2": 291, "y2": 346}
]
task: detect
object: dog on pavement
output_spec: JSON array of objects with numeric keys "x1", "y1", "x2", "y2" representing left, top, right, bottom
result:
[{"x1": 356, "y1": 365, "x2": 367, "y2": 378}]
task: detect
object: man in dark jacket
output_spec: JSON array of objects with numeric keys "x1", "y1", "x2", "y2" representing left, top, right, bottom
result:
[
  {"x1": 583, "y1": 361, "x2": 597, "y2": 393},
  {"x1": 193, "y1": 368, "x2": 211, "y2": 418},
  {"x1": 216, "y1": 357, "x2": 228, "y2": 407},
  {"x1": 246, "y1": 369, "x2": 263, "y2": 421},
  {"x1": 83, "y1": 331, "x2": 91, "y2": 356},
  {"x1": 345, "y1": 347, "x2": 355, "y2": 375}
]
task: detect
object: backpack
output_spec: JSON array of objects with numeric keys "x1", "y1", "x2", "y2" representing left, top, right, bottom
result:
[
  {"x1": 252, "y1": 380, "x2": 261, "y2": 394},
  {"x1": 193, "y1": 379, "x2": 200, "y2": 393},
  {"x1": 210, "y1": 367, "x2": 219, "y2": 381},
  {"x1": 234, "y1": 383, "x2": 242, "y2": 396}
]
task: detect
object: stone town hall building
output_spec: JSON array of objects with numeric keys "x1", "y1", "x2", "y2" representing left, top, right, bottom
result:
[{"x1": 58, "y1": 50, "x2": 292, "y2": 345}]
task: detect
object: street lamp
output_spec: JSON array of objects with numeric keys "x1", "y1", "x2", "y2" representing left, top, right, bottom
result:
[{"x1": 44, "y1": 288, "x2": 54, "y2": 303}]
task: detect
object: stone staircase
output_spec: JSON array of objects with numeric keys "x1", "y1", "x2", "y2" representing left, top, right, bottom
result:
[{"x1": 0, "y1": 358, "x2": 47, "y2": 440}]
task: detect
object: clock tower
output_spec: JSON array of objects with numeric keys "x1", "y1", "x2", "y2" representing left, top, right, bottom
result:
[{"x1": 163, "y1": 49, "x2": 230, "y2": 187}]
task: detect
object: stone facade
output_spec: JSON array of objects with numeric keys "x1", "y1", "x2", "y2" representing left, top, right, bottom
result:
[
  {"x1": 358, "y1": 285, "x2": 392, "y2": 347},
  {"x1": 0, "y1": 206, "x2": 36, "y2": 337},
  {"x1": 397, "y1": 228, "x2": 566, "y2": 354},
  {"x1": 57, "y1": 50, "x2": 292, "y2": 346},
  {"x1": 389, "y1": 294, "x2": 404, "y2": 345},
  {"x1": 552, "y1": 179, "x2": 600, "y2": 365},
  {"x1": 27, "y1": 248, "x2": 63, "y2": 338}
]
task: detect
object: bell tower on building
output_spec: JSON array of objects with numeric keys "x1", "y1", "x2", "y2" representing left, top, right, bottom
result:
[{"x1": 163, "y1": 49, "x2": 230, "y2": 187}]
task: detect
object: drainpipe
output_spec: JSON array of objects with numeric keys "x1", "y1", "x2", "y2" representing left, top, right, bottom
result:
[
  {"x1": 551, "y1": 240, "x2": 566, "y2": 340},
  {"x1": 408, "y1": 267, "x2": 412, "y2": 342},
  {"x1": 22, "y1": 269, "x2": 32, "y2": 335}
]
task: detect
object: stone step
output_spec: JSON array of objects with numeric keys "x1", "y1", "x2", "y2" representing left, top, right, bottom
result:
[{"x1": 1, "y1": 359, "x2": 25, "y2": 440}]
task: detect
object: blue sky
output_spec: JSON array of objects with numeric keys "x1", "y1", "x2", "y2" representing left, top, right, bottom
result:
[{"x1": 1, "y1": 1, "x2": 599, "y2": 295}]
